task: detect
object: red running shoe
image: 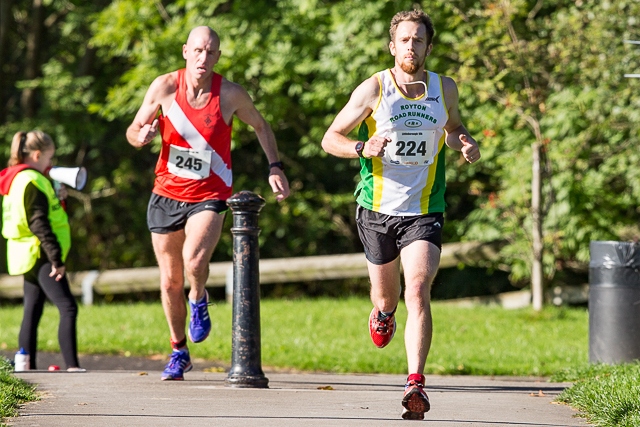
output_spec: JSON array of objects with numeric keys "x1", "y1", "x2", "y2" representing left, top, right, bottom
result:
[
  {"x1": 402, "y1": 373, "x2": 430, "y2": 420},
  {"x1": 368, "y1": 307, "x2": 396, "y2": 348}
]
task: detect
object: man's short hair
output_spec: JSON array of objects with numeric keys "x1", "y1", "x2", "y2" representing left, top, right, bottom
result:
[{"x1": 389, "y1": 10, "x2": 435, "y2": 45}]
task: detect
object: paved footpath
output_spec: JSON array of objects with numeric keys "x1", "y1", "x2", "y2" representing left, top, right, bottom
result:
[{"x1": 5, "y1": 353, "x2": 591, "y2": 427}]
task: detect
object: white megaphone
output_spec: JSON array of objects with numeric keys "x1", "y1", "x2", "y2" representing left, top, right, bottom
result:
[{"x1": 48, "y1": 166, "x2": 87, "y2": 191}]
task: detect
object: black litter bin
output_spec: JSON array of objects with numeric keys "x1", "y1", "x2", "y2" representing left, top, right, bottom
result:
[{"x1": 589, "y1": 241, "x2": 640, "y2": 364}]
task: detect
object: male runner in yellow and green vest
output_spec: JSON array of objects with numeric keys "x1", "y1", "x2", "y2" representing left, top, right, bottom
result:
[
  {"x1": 0, "y1": 130, "x2": 83, "y2": 371},
  {"x1": 322, "y1": 9, "x2": 481, "y2": 420}
]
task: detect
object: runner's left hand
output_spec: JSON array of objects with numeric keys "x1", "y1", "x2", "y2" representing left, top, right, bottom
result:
[
  {"x1": 460, "y1": 134, "x2": 480, "y2": 163},
  {"x1": 268, "y1": 169, "x2": 290, "y2": 202}
]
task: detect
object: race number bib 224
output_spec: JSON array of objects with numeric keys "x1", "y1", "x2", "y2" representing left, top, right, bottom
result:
[{"x1": 386, "y1": 129, "x2": 437, "y2": 166}]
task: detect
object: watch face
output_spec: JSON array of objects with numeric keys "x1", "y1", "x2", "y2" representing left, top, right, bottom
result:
[{"x1": 355, "y1": 142, "x2": 364, "y2": 156}]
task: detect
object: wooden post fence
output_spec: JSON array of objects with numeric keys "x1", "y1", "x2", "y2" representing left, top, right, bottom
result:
[{"x1": 0, "y1": 241, "x2": 504, "y2": 303}]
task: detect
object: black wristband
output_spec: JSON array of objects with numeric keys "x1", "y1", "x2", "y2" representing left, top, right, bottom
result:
[{"x1": 269, "y1": 161, "x2": 284, "y2": 171}]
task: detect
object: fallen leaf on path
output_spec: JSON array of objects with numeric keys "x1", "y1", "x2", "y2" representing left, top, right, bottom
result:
[
  {"x1": 317, "y1": 385, "x2": 334, "y2": 390},
  {"x1": 203, "y1": 366, "x2": 226, "y2": 373}
]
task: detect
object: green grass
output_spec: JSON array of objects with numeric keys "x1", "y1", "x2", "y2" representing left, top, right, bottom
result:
[
  {"x1": 552, "y1": 363, "x2": 640, "y2": 427},
  {"x1": 0, "y1": 298, "x2": 589, "y2": 424},
  {"x1": 0, "y1": 297, "x2": 588, "y2": 375},
  {"x1": 11, "y1": 297, "x2": 640, "y2": 426},
  {"x1": 0, "y1": 357, "x2": 38, "y2": 426}
]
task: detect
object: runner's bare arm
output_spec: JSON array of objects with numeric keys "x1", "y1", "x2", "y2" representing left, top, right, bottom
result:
[
  {"x1": 322, "y1": 76, "x2": 389, "y2": 159},
  {"x1": 231, "y1": 84, "x2": 291, "y2": 201},
  {"x1": 442, "y1": 76, "x2": 480, "y2": 162},
  {"x1": 126, "y1": 73, "x2": 176, "y2": 148}
]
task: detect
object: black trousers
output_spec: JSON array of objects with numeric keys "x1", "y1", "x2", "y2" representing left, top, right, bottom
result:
[{"x1": 19, "y1": 258, "x2": 79, "y2": 369}]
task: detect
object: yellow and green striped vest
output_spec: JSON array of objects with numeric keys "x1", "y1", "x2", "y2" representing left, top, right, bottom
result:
[{"x1": 355, "y1": 69, "x2": 449, "y2": 215}]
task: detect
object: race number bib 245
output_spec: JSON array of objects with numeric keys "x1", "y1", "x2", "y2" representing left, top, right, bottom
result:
[
  {"x1": 167, "y1": 145, "x2": 212, "y2": 180},
  {"x1": 386, "y1": 129, "x2": 437, "y2": 166}
]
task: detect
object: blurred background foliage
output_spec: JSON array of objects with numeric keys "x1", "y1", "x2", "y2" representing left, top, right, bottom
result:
[{"x1": 1, "y1": 0, "x2": 639, "y2": 293}]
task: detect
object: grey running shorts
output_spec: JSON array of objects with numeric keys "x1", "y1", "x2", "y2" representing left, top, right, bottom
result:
[
  {"x1": 147, "y1": 193, "x2": 228, "y2": 234},
  {"x1": 355, "y1": 204, "x2": 444, "y2": 265}
]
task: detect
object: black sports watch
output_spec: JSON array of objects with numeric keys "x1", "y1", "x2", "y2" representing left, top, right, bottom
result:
[
  {"x1": 269, "y1": 161, "x2": 284, "y2": 171},
  {"x1": 355, "y1": 141, "x2": 366, "y2": 158}
]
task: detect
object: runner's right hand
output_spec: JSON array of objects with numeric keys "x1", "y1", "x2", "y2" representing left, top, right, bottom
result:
[
  {"x1": 138, "y1": 119, "x2": 159, "y2": 146},
  {"x1": 365, "y1": 136, "x2": 390, "y2": 158}
]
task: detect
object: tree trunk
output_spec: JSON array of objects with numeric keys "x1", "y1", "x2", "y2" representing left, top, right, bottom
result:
[
  {"x1": 531, "y1": 141, "x2": 544, "y2": 311},
  {"x1": 77, "y1": 46, "x2": 96, "y2": 77},
  {"x1": 20, "y1": 0, "x2": 45, "y2": 118}
]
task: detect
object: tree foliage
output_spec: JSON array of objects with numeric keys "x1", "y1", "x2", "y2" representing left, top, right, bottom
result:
[
  {"x1": 1, "y1": 0, "x2": 639, "y2": 295},
  {"x1": 449, "y1": 0, "x2": 640, "y2": 285}
]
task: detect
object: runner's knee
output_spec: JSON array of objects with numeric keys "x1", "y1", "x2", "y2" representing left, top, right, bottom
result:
[
  {"x1": 183, "y1": 254, "x2": 209, "y2": 278},
  {"x1": 403, "y1": 281, "x2": 432, "y2": 306},
  {"x1": 160, "y1": 275, "x2": 184, "y2": 293}
]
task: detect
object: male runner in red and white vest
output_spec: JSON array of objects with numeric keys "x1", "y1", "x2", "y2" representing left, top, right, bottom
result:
[{"x1": 126, "y1": 26, "x2": 290, "y2": 381}]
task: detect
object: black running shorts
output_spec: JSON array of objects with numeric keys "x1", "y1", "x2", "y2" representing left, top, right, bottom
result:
[
  {"x1": 147, "y1": 193, "x2": 228, "y2": 234},
  {"x1": 355, "y1": 205, "x2": 444, "y2": 265}
]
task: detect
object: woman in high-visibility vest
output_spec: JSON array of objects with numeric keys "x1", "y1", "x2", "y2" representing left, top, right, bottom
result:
[{"x1": 0, "y1": 130, "x2": 83, "y2": 371}]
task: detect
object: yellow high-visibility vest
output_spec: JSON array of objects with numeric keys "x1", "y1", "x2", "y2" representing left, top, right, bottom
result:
[{"x1": 2, "y1": 169, "x2": 70, "y2": 275}]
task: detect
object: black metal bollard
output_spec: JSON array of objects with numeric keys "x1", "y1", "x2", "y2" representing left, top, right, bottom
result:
[{"x1": 225, "y1": 191, "x2": 269, "y2": 388}]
